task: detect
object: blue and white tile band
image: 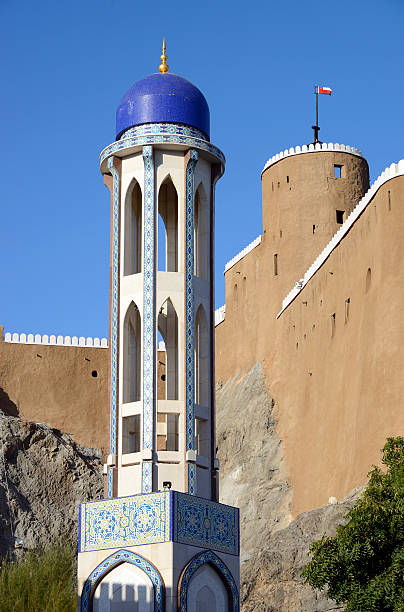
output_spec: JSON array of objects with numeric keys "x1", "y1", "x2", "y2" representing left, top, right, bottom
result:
[
  {"x1": 185, "y1": 149, "x2": 198, "y2": 495},
  {"x1": 100, "y1": 123, "x2": 225, "y2": 170},
  {"x1": 107, "y1": 156, "x2": 120, "y2": 499},
  {"x1": 78, "y1": 491, "x2": 239, "y2": 556},
  {"x1": 142, "y1": 145, "x2": 155, "y2": 494}
]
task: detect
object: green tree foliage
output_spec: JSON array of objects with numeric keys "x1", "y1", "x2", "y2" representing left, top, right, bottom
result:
[
  {"x1": 302, "y1": 437, "x2": 404, "y2": 611},
  {"x1": 0, "y1": 541, "x2": 76, "y2": 612}
]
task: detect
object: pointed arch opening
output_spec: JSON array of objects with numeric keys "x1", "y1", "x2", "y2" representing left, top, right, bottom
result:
[
  {"x1": 158, "y1": 176, "x2": 178, "y2": 272},
  {"x1": 195, "y1": 305, "x2": 209, "y2": 406},
  {"x1": 158, "y1": 298, "x2": 178, "y2": 400},
  {"x1": 194, "y1": 183, "x2": 209, "y2": 280},
  {"x1": 178, "y1": 550, "x2": 239, "y2": 612},
  {"x1": 124, "y1": 179, "x2": 142, "y2": 275},
  {"x1": 80, "y1": 549, "x2": 165, "y2": 612},
  {"x1": 123, "y1": 302, "x2": 141, "y2": 404}
]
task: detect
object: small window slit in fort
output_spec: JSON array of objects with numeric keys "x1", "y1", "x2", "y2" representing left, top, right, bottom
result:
[
  {"x1": 312, "y1": 224, "x2": 316, "y2": 234},
  {"x1": 286, "y1": 176, "x2": 289, "y2": 183},
  {"x1": 272, "y1": 182, "x2": 274, "y2": 191},
  {"x1": 274, "y1": 253, "x2": 278, "y2": 276},
  {"x1": 345, "y1": 298, "x2": 350, "y2": 324},
  {"x1": 334, "y1": 165, "x2": 342, "y2": 178},
  {"x1": 336, "y1": 210, "x2": 344, "y2": 224},
  {"x1": 91, "y1": 370, "x2": 98, "y2": 378},
  {"x1": 331, "y1": 313, "x2": 336, "y2": 337},
  {"x1": 388, "y1": 190, "x2": 391, "y2": 211},
  {"x1": 366, "y1": 268, "x2": 371, "y2": 293},
  {"x1": 280, "y1": 229, "x2": 282, "y2": 238}
]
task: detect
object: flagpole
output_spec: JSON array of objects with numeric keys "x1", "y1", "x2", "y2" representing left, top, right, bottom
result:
[{"x1": 312, "y1": 85, "x2": 320, "y2": 144}]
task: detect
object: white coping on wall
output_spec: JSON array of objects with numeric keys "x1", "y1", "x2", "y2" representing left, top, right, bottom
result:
[
  {"x1": 3, "y1": 333, "x2": 108, "y2": 348},
  {"x1": 224, "y1": 235, "x2": 262, "y2": 273},
  {"x1": 277, "y1": 159, "x2": 404, "y2": 318},
  {"x1": 262, "y1": 142, "x2": 364, "y2": 174},
  {"x1": 214, "y1": 305, "x2": 226, "y2": 327}
]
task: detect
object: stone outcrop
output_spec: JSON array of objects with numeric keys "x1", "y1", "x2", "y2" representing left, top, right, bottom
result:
[
  {"x1": 0, "y1": 413, "x2": 103, "y2": 559},
  {"x1": 216, "y1": 362, "x2": 292, "y2": 562},
  {"x1": 216, "y1": 361, "x2": 363, "y2": 610},
  {"x1": 240, "y1": 488, "x2": 362, "y2": 611}
]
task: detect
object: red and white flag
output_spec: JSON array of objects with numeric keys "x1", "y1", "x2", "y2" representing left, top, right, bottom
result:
[{"x1": 316, "y1": 86, "x2": 332, "y2": 95}]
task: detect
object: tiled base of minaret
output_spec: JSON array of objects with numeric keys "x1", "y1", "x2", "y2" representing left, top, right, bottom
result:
[{"x1": 77, "y1": 491, "x2": 240, "y2": 611}]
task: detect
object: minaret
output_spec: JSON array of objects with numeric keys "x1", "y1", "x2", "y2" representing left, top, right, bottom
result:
[{"x1": 77, "y1": 44, "x2": 240, "y2": 612}]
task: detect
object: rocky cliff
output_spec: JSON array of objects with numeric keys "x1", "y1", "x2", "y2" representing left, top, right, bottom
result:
[
  {"x1": 0, "y1": 413, "x2": 103, "y2": 558},
  {"x1": 216, "y1": 362, "x2": 363, "y2": 611}
]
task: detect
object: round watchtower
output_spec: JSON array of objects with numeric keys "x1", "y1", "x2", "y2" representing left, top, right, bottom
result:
[{"x1": 261, "y1": 143, "x2": 369, "y2": 299}]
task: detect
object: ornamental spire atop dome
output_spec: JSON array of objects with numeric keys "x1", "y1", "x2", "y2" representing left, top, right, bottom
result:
[{"x1": 158, "y1": 39, "x2": 169, "y2": 73}]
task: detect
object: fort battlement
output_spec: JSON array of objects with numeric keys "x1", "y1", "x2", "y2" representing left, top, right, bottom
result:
[
  {"x1": 3, "y1": 331, "x2": 108, "y2": 347},
  {"x1": 262, "y1": 141, "x2": 364, "y2": 174},
  {"x1": 224, "y1": 235, "x2": 262, "y2": 273},
  {"x1": 214, "y1": 305, "x2": 226, "y2": 326}
]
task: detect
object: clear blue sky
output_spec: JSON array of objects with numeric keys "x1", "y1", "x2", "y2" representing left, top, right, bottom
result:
[{"x1": 0, "y1": 0, "x2": 403, "y2": 338}]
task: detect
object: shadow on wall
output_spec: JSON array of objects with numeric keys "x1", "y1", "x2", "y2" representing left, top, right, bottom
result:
[
  {"x1": 0, "y1": 387, "x2": 19, "y2": 417},
  {"x1": 93, "y1": 583, "x2": 151, "y2": 611}
]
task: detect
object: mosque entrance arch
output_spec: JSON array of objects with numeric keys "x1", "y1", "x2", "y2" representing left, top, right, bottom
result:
[
  {"x1": 178, "y1": 550, "x2": 239, "y2": 612},
  {"x1": 80, "y1": 550, "x2": 165, "y2": 612}
]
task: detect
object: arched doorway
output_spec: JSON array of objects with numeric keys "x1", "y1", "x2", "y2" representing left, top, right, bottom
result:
[
  {"x1": 178, "y1": 550, "x2": 239, "y2": 612},
  {"x1": 80, "y1": 549, "x2": 165, "y2": 612}
]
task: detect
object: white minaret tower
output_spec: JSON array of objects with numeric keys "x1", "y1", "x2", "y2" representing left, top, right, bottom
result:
[{"x1": 77, "y1": 44, "x2": 240, "y2": 611}]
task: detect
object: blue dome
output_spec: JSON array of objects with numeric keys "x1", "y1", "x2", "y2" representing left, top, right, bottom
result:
[{"x1": 116, "y1": 73, "x2": 210, "y2": 140}]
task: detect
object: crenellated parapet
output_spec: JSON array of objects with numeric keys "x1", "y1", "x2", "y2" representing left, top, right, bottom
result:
[
  {"x1": 262, "y1": 142, "x2": 364, "y2": 174},
  {"x1": 224, "y1": 235, "x2": 262, "y2": 273},
  {"x1": 214, "y1": 305, "x2": 226, "y2": 326},
  {"x1": 278, "y1": 159, "x2": 404, "y2": 316},
  {"x1": 3, "y1": 332, "x2": 108, "y2": 347}
]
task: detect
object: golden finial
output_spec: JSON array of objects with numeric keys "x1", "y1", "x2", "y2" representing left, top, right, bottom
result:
[{"x1": 159, "y1": 39, "x2": 169, "y2": 73}]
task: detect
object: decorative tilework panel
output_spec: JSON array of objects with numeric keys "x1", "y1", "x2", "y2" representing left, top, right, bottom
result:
[
  {"x1": 100, "y1": 123, "x2": 225, "y2": 167},
  {"x1": 185, "y1": 150, "x2": 198, "y2": 495},
  {"x1": 179, "y1": 550, "x2": 239, "y2": 612},
  {"x1": 78, "y1": 492, "x2": 170, "y2": 553},
  {"x1": 173, "y1": 492, "x2": 239, "y2": 556},
  {"x1": 120, "y1": 123, "x2": 207, "y2": 142},
  {"x1": 107, "y1": 157, "x2": 120, "y2": 499},
  {"x1": 142, "y1": 145, "x2": 155, "y2": 494},
  {"x1": 80, "y1": 549, "x2": 164, "y2": 612}
]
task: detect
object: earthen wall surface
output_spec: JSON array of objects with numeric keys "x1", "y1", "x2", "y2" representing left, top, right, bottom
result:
[
  {"x1": 215, "y1": 154, "x2": 404, "y2": 516},
  {"x1": 0, "y1": 338, "x2": 110, "y2": 454}
]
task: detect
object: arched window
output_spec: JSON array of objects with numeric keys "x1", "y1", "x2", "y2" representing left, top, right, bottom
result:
[
  {"x1": 123, "y1": 302, "x2": 141, "y2": 403},
  {"x1": 158, "y1": 177, "x2": 178, "y2": 272},
  {"x1": 124, "y1": 179, "x2": 142, "y2": 275},
  {"x1": 158, "y1": 298, "x2": 178, "y2": 400},
  {"x1": 195, "y1": 305, "x2": 209, "y2": 406},
  {"x1": 194, "y1": 184, "x2": 209, "y2": 280}
]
